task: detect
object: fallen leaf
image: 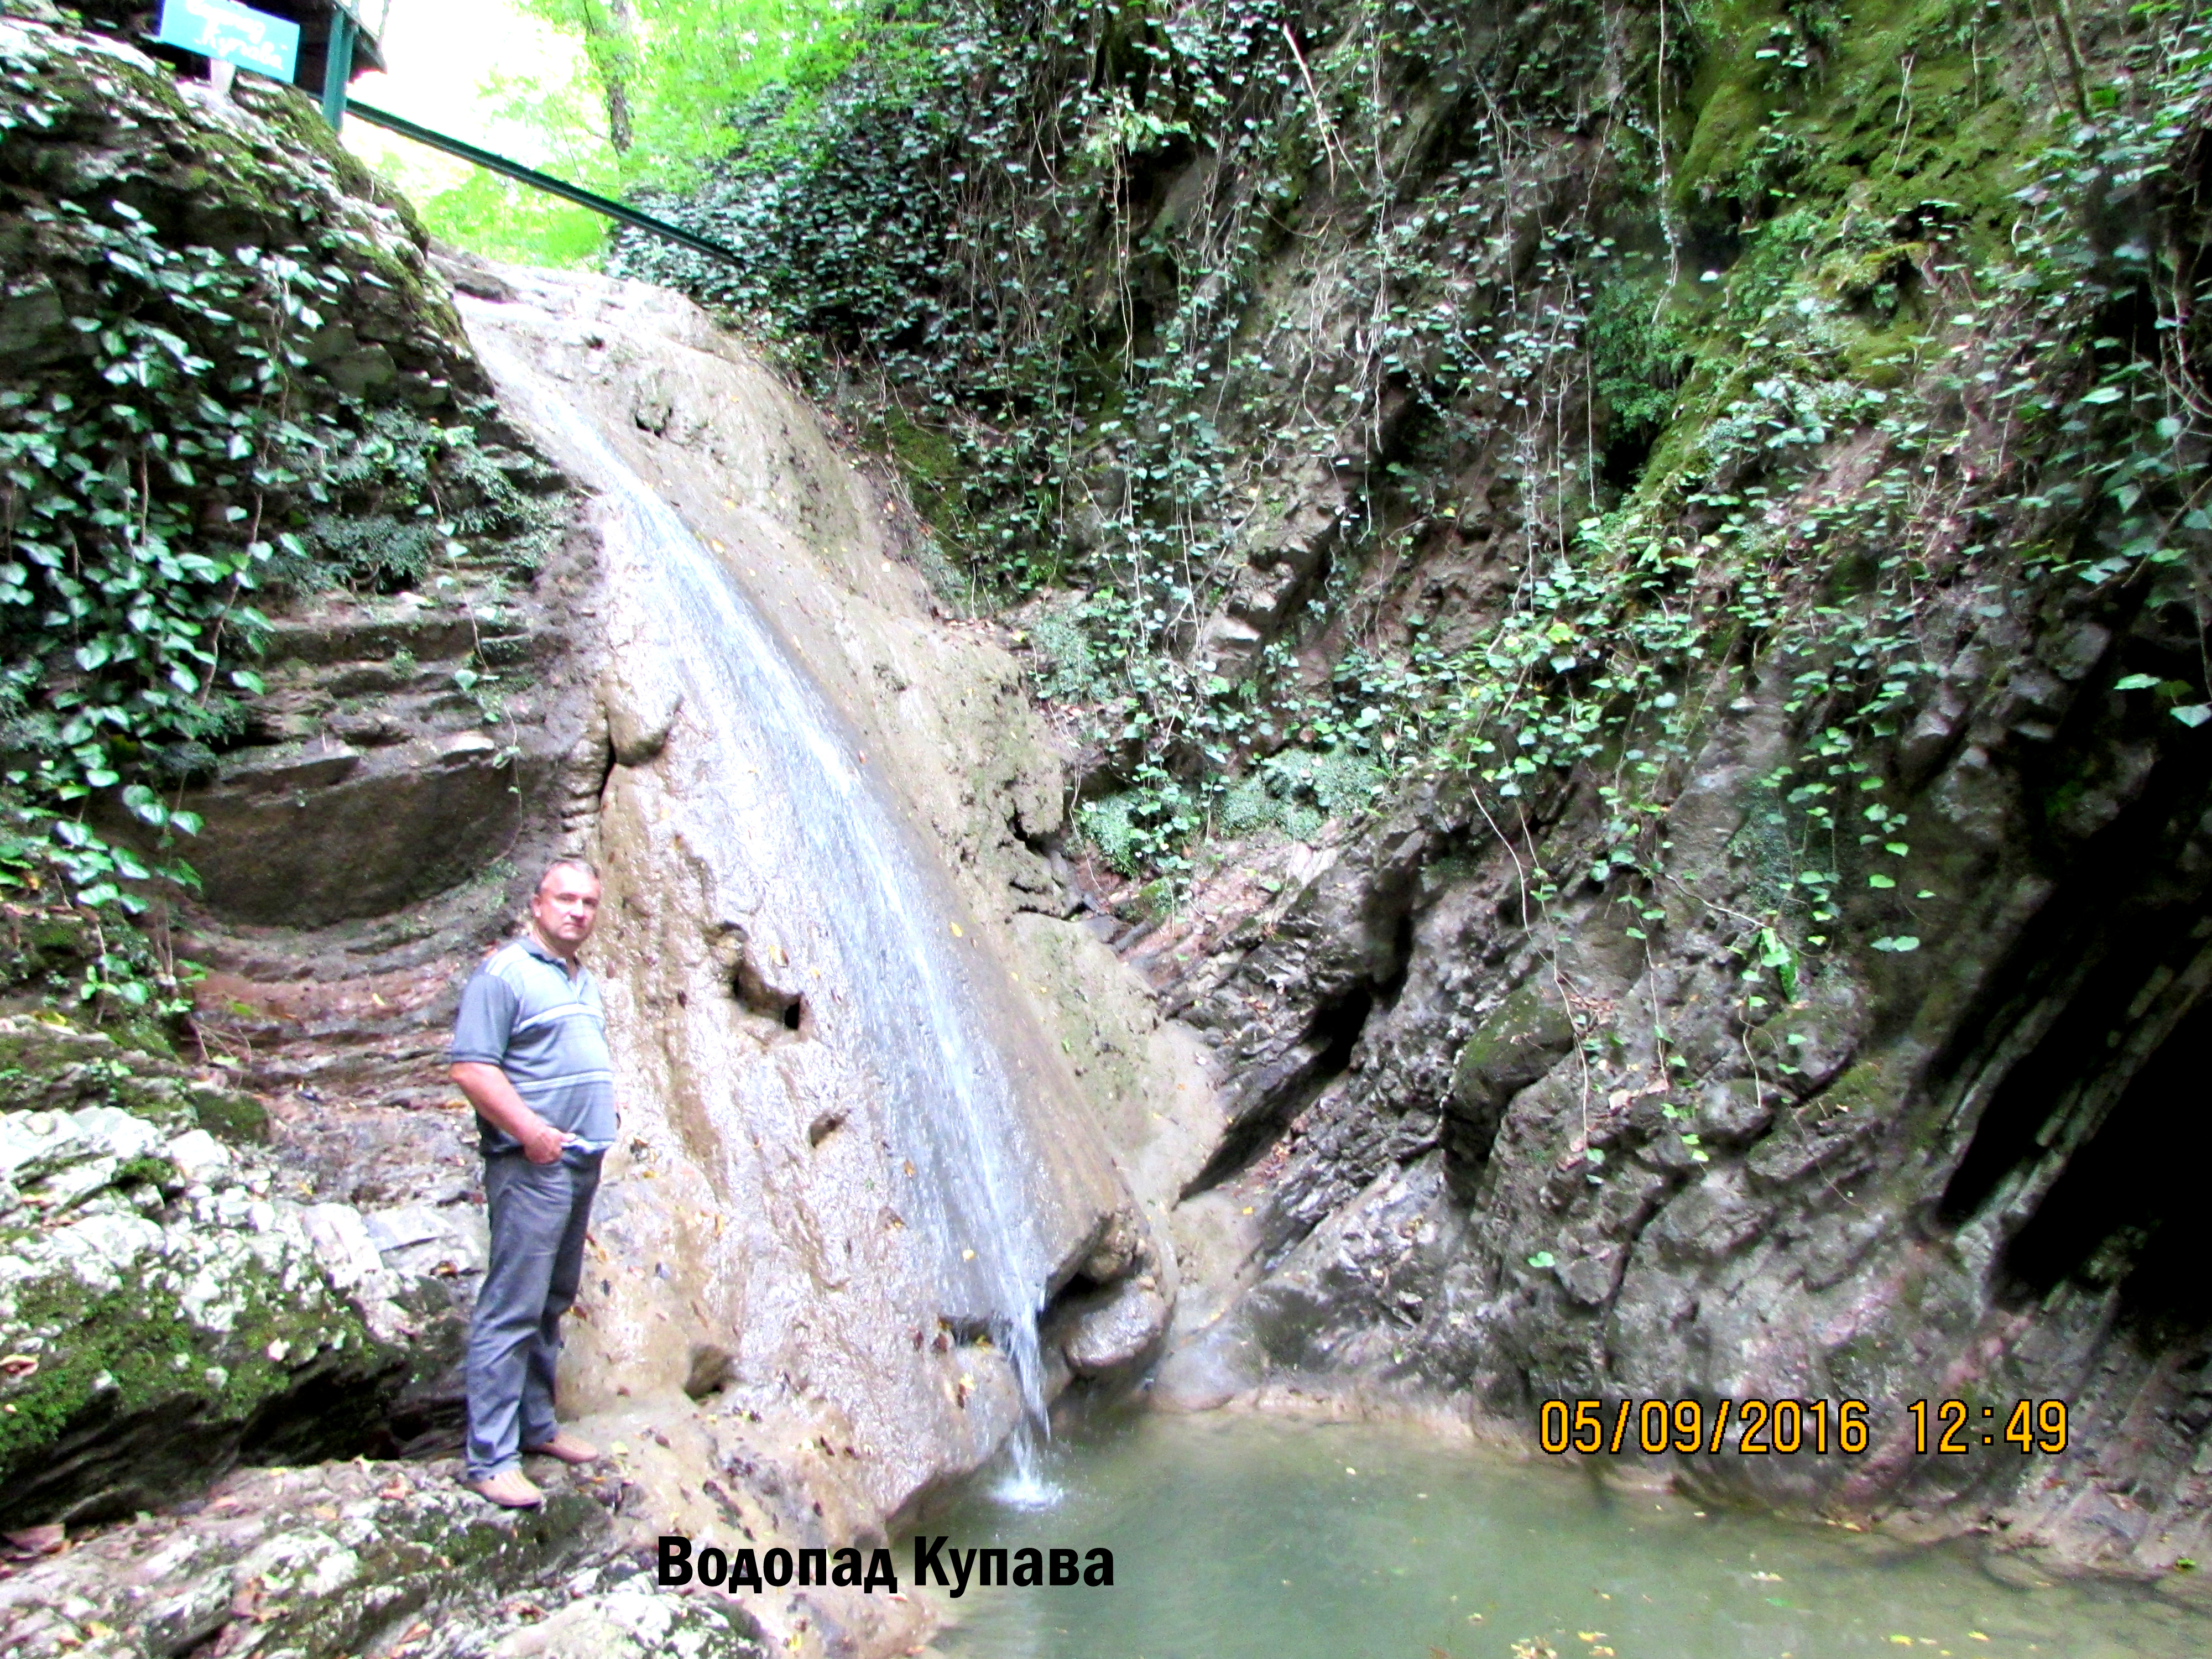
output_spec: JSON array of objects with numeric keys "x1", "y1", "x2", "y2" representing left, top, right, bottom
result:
[{"x1": 0, "y1": 1354, "x2": 36, "y2": 1380}]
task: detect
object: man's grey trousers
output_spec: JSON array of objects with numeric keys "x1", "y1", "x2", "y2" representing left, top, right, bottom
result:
[{"x1": 465, "y1": 1149, "x2": 601, "y2": 1480}]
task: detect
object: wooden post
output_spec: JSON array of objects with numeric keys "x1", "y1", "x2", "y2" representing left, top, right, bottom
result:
[{"x1": 320, "y1": 9, "x2": 356, "y2": 130}]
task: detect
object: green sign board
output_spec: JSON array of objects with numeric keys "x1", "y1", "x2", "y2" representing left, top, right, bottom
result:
[{"x1": 154, "y1": 0, "x2": 300, "y2": 81}]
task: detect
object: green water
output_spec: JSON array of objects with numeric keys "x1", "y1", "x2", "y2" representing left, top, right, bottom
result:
[{"x1": 906, "y1": 1412, "x2": 2207, "y2": 1659}]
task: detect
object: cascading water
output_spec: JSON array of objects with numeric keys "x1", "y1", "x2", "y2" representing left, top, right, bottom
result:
[{"x1": 477, "y1": 331, "x2": 1063, "y2": 1494}]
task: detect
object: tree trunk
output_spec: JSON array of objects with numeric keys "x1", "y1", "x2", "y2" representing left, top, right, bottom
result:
[{"x1": 582, "y1": 0, "x2": 637, "y2": 155}]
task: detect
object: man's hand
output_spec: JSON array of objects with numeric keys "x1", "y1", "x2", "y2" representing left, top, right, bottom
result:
[
  {"x1": 521, "y1": 1120, "x2": 572, "y2": 1165},
  {"x1": 452, "y1": 1061, "x2": 571, "y2": 1164}
]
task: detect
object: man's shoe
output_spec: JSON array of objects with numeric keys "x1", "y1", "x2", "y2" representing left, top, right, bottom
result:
[
  {"x1": 465, "y1": 1469, "x2": 545, "y2": 1509},
  {"x1": 522, "y1": 1431, "x2": 600, "y2": 1465}
]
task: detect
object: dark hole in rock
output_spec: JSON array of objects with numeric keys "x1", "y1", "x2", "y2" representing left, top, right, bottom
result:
[
  {"x1": 685, "y1": 1343, "x2": 736, "y2": 1400},
  {"x1": 807, "y1": 1109, "x2": 845, "y2": 1147},
  {"x1": 1937, "y1": 733, "x2": 2212, "y2": 1229},
  {"x1": 1600, "y1": 425, "x2": 1657, "y2": 494},
  {"x1": 1997, "y1": 993, "x2": 2212, "y2": 1331},
  {"x1": 731, "y1": 956, "x2": 807, "y2": 1037}
]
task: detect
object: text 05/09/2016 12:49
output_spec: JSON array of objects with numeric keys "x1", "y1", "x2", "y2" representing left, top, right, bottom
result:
[{"x1": 1537, "y1": 1397, "x2": 2072, "y2": 1457}]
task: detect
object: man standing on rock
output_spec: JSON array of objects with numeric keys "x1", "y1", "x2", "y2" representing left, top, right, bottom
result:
[{"x1": 449, "y1": 857, "x2": 615, "y2": 1507}]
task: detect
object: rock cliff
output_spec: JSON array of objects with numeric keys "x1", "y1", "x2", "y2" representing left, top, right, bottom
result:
[
  {"x1": 612, "y1": 0, "x2": 2212, "y2": 1590},
  {"x1": 0, "y1": 13, "x2": 1183, "y2": 1657}
]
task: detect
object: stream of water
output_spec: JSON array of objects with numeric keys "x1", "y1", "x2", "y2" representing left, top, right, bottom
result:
[
  {"x1": 475, "y1": 325, "x2": 1061, "y2": 1473},
  {"x1": 912, "y1": 1412, "x2": 2208, "y2": 1659}
]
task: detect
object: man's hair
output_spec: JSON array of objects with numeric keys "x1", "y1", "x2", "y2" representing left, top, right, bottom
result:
[{"x1": 535, "y1": 856, "x2": 602, "y2": 894}]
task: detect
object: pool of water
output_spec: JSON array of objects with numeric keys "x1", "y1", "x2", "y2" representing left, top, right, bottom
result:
[{"x1": 904, "y1": 1411, "x2": 2206, "y2": 1659}]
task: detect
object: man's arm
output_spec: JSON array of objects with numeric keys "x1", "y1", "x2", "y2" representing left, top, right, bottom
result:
[{"x1": 451, "y1": 1061, "x2": 572, "y2": 1165}]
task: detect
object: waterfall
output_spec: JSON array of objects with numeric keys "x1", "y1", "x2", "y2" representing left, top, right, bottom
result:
[{"x1": 477, "y1": 332, "x2": 1061, "y2": 1488}]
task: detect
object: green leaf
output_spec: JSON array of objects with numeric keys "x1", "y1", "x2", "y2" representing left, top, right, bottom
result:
[
  {"x1": 2113, "y1": 673, "x2": 2162, "y2": 691},
  {"x1": 1867, "y1": 873, "x2": 1896, "y2": 888},
  {"x1": 2173, "y1": 705, "x2": 2212, "y2": 728},
  {"x1": 120, "y1": 783, "x2": 166, "y2": 826},
  {"x1": 74, "y1": 640, "x2": 112, "y2": 671},
  {"x1": 1871, "y1": 936, "x2": 1922, "y2": 953},
  {"x1": 1526, "y1": 1251, "x2": 1556, "y2": 1269}
]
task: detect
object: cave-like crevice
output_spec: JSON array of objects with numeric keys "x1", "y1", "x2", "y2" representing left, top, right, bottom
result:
[
  {"x1": 1934, "y1": 906, "x2": 2185, "y2": 1227},
  {"x1": 1179, "y1": 985, "x2": 1374, "y2": 1199},
  {"x1": 237, "y1": 1360, "x2": 419, "y2": 1467},
  {"x1": 1996, "y1": 992, "x2": 2212, "y2": 1333},
  {"x1": 1933, "y1": 678, "x2": 2212, "y2": 1224}
]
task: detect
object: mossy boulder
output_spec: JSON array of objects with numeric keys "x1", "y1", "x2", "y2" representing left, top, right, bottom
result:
[
  {"x1": 0, "y1": 1017, "x2": 454, "y2": 1527},
  {"x1": 0, "y1": 1015, "x2": 266, "y2": 1142},
  {"x1": 0, "y1": 1457, "x2": 750, "y2": 1659},
  {"x1": 1446, "y1": 979, "x2": 1578, "y2": 1155}
]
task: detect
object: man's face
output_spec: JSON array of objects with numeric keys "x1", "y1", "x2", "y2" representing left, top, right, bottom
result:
[{"x1": 531, "y1": 867, "x2": 601, "y2": 953}]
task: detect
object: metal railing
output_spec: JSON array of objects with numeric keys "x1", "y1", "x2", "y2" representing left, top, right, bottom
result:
[{"x1": 344, "y1": 99, "x2": 744, "y2": 267}]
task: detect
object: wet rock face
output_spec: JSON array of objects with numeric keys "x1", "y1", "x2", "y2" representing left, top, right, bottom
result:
[
  {"x1": 454, "y1": 268, "x2": 1155, "y2": 1527},
  {"x1": 1147, "y1": 580, "x2": 2212, "y2": 1574}
]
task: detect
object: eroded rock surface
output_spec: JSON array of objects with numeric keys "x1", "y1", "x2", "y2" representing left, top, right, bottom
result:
[
  {"x1": 0, "y1": 1457, "x2": 761, "y2": 1659},
  {"x1": 1138, "y1": 519, "x2": 2212, "y2": 1585},
  {"x1": 450, "y1": 269, "x2": 1182, "y2": 1537}
]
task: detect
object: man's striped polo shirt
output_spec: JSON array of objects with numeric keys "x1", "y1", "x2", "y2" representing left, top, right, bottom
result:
[{"x1": 447, "y1": 932, "x2": 617, "y2": 1155}]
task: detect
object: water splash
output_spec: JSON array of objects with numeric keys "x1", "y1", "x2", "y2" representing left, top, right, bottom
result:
[
  {"x1": 479, "y1": 336, "x2": 1059, "y2": 1452},
  {"x1": 988, "y1": 1458, "x2": 1063, "y2": 1512}
]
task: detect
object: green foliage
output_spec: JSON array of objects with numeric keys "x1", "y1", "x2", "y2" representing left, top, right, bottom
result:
[
  {"x1": 1217, "y1": 747, "x2": 1386, "y2": 843},
  {"x1": 1588, "y1": 262, "x2": 1697, "y2": 447},
  {"x1": 412, "y1": 169, "x2": 610, "y2": 270},
  {"x1": 500, "y1": 0, "x2": 869, "y2": 181},
  {"x1": 598, "y1": 0, "x2": 2211, "y2": 990},
  {"x1": 1024, "y1": 604, "x2": 1107, "y2": 704},
  {"x1": 1, "y1": 23, "x2": 559, "y2": 1016}
]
